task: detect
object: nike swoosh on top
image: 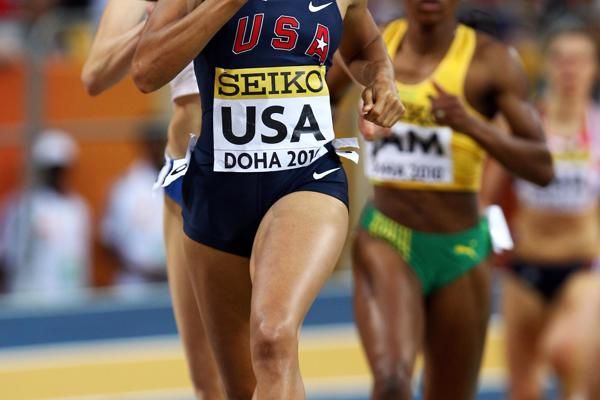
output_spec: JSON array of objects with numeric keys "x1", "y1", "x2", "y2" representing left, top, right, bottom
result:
[
  {"x1": 170, "y1": 163, "x2": 188, "y2": 176},
  {"x1": 309, "y1": 1, "x2": 333, "y2": 12},
  {"x1": 313, "y1": 167, "x2": 340, "y2": 180}
]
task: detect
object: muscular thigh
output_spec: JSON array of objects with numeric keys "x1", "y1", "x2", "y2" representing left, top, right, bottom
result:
[
  {"x1": 545, "y1": 272, "x2": 600, "y2": 354},
  {"x1": 250, "y1": 192, "x2": 348, "y2": 323},
  {"x1": 353, "y1": 230, "x2": 423, "y2": 301},
  {"x1": 182, "y1": 236, "x2": 255, "y2": 397},
  {"x1": 502, "y1": 272, "x2": 549, "y2": 364},
  {"x1": 164, "y1": 195, "x2": 223, "y2": 395},
  {"x1": 163, "y1": 195, "x2": 196, "y2": 325},
  {"x1": 500, "y1": 272, "x2": 549, "y2": 399},
  {"x1": 353, "y1": 230, "x2": 424, "y2": 352},
  {"x1": 183, "y1": 237, "x2": 251, "y2": 340},
  {"x1": 352, "y1": 230, "x2": 425, "y2": 380},
  {"x1": 423, "y1": 261, "x2": 491, "y2": 400}
]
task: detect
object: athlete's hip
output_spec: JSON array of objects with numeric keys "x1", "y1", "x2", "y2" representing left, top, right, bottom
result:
[
  {"x1": 184, "y1": 145, "x2": 347, "y2": 201},
  {"x1": 372, "y1": 186, "x2": 480, "y2": 233},
  {"x1": 181, "y1": 146, "x2": 349, "y2": 257}
]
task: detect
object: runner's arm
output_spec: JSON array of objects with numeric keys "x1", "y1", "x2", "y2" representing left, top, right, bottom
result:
[
  {"x1": 81, "y1": 0, "x2": 148, "y2": 96},
  {"x1": 430, "y1": 42, "x2": 554, "y2": 186},
  {"x1": 132, "y1": 0, "x2": 247, "y2": 93},
  {"x1": 327, "y1": 52, "x2": 354, "y2": 107},
  {"x1": 479, "y1": 117, "x2": 515, "y2": 208},
  {"x1": 469, "y1": 44, "x2": 553, "y2": 186},
  {"x1": 337, "y1": 0, "x2": 403, "y2": 129}
]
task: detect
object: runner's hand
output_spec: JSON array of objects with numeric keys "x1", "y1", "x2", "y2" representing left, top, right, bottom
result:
[
  {"x1": 428, "y1": 81, "x2": 475, "y2": 133},
  {"x1": 361, "y1": 76, "x2": 405, "y2": 128},
  {"x1": 359, "y1": 109, "x2": 392, "y2": 141}
]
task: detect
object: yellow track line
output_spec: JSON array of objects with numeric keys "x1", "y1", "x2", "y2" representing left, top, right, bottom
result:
[{"x1": 0, "y1": 325, "x2": 506, "y2": 400}]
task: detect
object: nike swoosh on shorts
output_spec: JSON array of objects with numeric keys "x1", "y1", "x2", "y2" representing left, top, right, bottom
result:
[
  {"x1": 309, "y1": 1, "x2": 333, "y2": 12},
  {"x1": 313, "y1": 167, "x2": 341, "y2": 180}
]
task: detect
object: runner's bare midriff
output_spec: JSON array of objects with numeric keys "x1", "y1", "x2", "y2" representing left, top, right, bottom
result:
[
  {"x1": 373, "y1": 186, "x2": 479, "y2": 233},
  {"x1": 513, "y1": 205, "x2": 600, "y2": 263}
]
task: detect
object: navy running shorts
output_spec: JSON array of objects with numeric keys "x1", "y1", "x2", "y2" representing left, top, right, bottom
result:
[
  {"x1": 164, "y1": 176, "x2": 184, "y2": 206},
  {"x1": 182, "y1": 146, "x2": 348, "y2": 257}
]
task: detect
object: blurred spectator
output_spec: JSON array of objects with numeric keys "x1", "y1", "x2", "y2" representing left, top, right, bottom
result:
[
  {"x1": 0, "y1": 0, "x2": 17, "y2": 17},
  {"x1": 20, "y1": 0, "x2": 58, "y2": 22},
  {"x1": 17, "y1": 0, "x2": 90, "y2": 21},
  {"x1": 59, "y1": 0, "x2": 90, "y2": 9},
  {"x1": 101, "y1": 123, "x2": 168, "y2": 296},
  {"x1": 0, "y1": 0, "x2": 25, "y2": 67},
  {"x1": 0, "y1": 130, "x2": 91, "y2": 301},
  {"x1": 90, "y1": 0, "x2": 105, "y2": 24},
  {"x1": 0, "y1": 23, "x2": 23, "y2": 67},
  {"x1": 369, "y1": 0, "x2": 403, "y2": 25},
  {"x1": 0, "y1": 0, "x2": 92, "y2": 66}
]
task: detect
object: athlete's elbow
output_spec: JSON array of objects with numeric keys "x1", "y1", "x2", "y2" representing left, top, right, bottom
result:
[
  {"x1": 133, "y1": 75, "x2": 157, "y2": 94},
  {"x1": 537, "y1": 163, "x2": 555, "y2": 187},
  {"x1": 533, "y1": 153, "x2": 555, "y2": 187},
  {"x1": 132, "y1": 58, "x2": 161, "y2": 94},
  {"x1": 83, "y1": 80, "x2": 104, "y2": 97},
  {"x1": 81, "y1": 67, "x2": 103, "y2": 97}
]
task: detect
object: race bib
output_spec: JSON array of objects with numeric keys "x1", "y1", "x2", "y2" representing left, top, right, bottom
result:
[
  {"x1": 364, "y1": 121, "x2": 453, "y2": 183},
  {"x1": 213, "y1": 65, "x2": 334, "y2": 172},
  {"x1": 516, "y1": 159, "x2": 597, "y2": 211}
]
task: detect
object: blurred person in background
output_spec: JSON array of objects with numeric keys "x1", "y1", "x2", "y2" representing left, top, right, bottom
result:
[
  {"x1": 0, "y1": 0, "x2": 91, "y2": 65},
  {"x1": 82, "y1": 0, "x2": 224, "y2": 397},
  {"x1": 0, "y1": 0, "x2": 26, "y2": 66},
  {"x1": 0, "y1": 0, "x2": 14, "y2": 15},
  {"x1": 484, "y1": 20, "x2": 600, "y2": 400},
  {"x1": 369, "y1": 0, "x2": 404, "y2": 25},
  {"x1": 350, "y1": 0, "x2": 553, "y2": 398},
  {"x1": 0, "y1": 129, "x2": 91, "y2": 302},
  {"x1": 101, "y1": 122, "x2": 168, "y2": 293},
  {"x1": 89, "y1": 0, "x2": 106, "y2": 24}
]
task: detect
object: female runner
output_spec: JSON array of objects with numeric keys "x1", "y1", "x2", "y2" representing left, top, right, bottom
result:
[
  {"x1": 353, "y1": 0, "x2": 554, "y2": 399},
  {"x1": 132, "y1": 0, "x2": 405, "y2": 398},
  {"x1": 81, "y1": 1, "x2": 223, "y2": 398},
  {"x1": 486, "y1": 23, "x2": 600, "y2": 400}
]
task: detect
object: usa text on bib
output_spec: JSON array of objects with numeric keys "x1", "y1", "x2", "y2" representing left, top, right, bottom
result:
[{"x1": 213, "y1": 65, "x2": 334, "y2": 172}]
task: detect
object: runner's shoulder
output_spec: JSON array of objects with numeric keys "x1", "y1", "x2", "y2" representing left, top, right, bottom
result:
[
  {"x1": 473, "y1": 31, "x2": 528, "y2": 92},
  {"x1": 473, "y1": 32, "x2": 512, "y2": 65}
]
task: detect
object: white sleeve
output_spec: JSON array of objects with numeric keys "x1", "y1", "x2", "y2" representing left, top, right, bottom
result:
[
  {"x1": 169, "y1": 62, "x2": 199, "y2": 102},
  {"x1": 100, "y1": 182, "x2": 123, "y2": 248},
  {"x1": 0, "y1": 195, "x2": 23, "y2": 275},
  {"x1": 0, "y1": 199, "x2": 13, "y2": 262},
  {"x1": 76, "y1": 198, "x2": 93, "y2": 287}
]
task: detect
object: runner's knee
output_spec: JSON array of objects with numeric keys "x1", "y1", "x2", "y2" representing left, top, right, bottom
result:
[
  {"x1": 509, "y1": 378, "x2": 544, "y2": 400},
  {"x1": 373, "y1": 368, "x2": 413, "y2": 400},
  {"x1": 546, "y1": 334, "x2": 579, "y2": 379},
  {"x1": 251, "y1": 316, "x2": 297, "y2": 374}
]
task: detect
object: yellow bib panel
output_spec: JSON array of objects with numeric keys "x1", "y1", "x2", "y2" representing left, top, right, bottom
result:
[{"x1": 366, "y1": 20, "x2": 485, "y2": 192}]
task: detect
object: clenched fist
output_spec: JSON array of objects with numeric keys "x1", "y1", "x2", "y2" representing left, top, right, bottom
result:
[{"x1": 361, "y1": 75, "x2": 405, "y2": 130}]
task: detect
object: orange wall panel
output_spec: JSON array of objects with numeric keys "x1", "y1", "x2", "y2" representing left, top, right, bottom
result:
[
  {"x1": 0, "y1": 59, "x2": 159, "y2": 125},
  {"x1": 44, "y1": 60, "x2": 158, "y2": 120},
  {"x1": 0, "y1": 64, "x2": 26, "y2": 124},
  {"x1": 0, "y1": 145, "x2": 24, "y2": 200}
]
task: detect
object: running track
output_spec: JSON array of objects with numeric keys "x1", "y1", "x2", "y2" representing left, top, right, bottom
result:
[{"x1": 0, "y1": 279, "x2": 558, "y2": 399}]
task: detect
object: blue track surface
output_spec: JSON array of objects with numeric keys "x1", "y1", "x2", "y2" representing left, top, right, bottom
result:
[
  {"x1": 311, "y1": 392, "x2": 559, "y2": 400},
  {"x1": 0, "y1": 284, "x2": 354, "y2": 349}
]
